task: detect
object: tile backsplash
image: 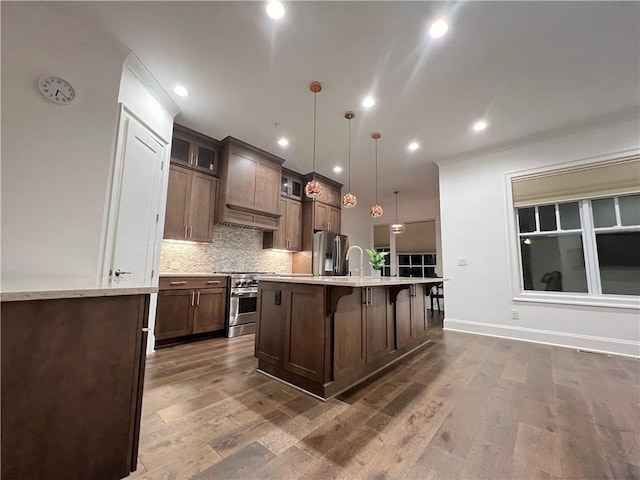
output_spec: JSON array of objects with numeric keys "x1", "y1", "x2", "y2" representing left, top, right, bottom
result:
[{"x1": 160, "y1": 225, "x2": 292, "y2": 273}]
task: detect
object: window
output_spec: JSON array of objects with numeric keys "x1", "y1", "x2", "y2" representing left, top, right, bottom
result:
[
  {"x1": 398, "y1": 253, "x2": 437, "y2": 278},
  {"x1": 517, "y1": 194, "x2": 640, "y2": 297}
]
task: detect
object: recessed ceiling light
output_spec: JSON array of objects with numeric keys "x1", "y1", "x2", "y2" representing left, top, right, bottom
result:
[
  {"x1": 429, "y1": 19, "x2": 449, "y2": 38},
  {"x1": 408, "y1": 142, "x2": 420, "y2": 151},
  {"x1": 173, "y1": 84, "x2": 189, "y2": 97},
  {"x1": 472, "y1": 120, "x2": 488, "y2": 132},
  {"x1": 266, "y1": 0, "x2": 285, "y2": 19},
  {"x1": 362, "y1": 96, "x2": 376, "y2": 108},
  {"x1": 278, "y1": 137, "x2": 289, "y2": 147},
  {"x1": 333, "y1": 166, "x2": 343, "y2": 174}
]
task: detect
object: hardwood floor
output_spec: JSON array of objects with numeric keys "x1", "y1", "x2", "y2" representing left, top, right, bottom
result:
[{"x1": 131, "y1": 315, "x2": 640, "y2": 479}]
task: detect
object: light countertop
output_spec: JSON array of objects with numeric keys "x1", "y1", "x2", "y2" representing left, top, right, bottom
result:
[
  {"x1": 159, "y1": 272, "x2": 228, "y2": 277},
  {"x1": 257, "y1": 275, "x2": 445, "y2": 288},
  {"x1": 1, "y1": 276, "x2": 157, "y2": 302}
]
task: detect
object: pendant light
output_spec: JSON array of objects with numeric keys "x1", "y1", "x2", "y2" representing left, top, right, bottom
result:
[
  {"x1": 370, "y1": 132, "x2": 383, "y2": 217},
  {"x1": 304, "y1": 81, "x2": 322, "y2": 199},
  {"x1": 390, "y1": 190, "x2": 405, "y2": 235},
  {"x1": 342, "y1": 111, "x2": 357, "y2": 208}
]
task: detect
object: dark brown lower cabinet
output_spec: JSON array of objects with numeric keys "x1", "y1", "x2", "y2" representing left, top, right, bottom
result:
[
  {"x1": 155, "y1": 276, "x2": 227, "y2": 347},
  {"x1": 255, "y1": 282, "x2": 432, "y2": 400},
  {"x1": 255, "y1": 284, "x2": 286, "y2": 366},
  {"x1": 1, "y1": 294, "x2": 149, "y2": 480},
  {"x1": 395, "y1": 284, "x2": 428, "y2": 349},
  {"x1": 256, "y1": 283, "x2": 327, "y2": 383}
]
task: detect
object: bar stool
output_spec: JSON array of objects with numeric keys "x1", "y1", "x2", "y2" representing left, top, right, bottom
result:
[{"x1": 430, "y1": 283, "x2": 444, "y2": 312}]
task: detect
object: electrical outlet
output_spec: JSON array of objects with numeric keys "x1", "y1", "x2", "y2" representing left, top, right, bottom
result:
[
  {"x1": 511, "y1": 309, "x2": 519, "y2": 320},
  {"x1": 458, "y1": 257, "x2": 468, "y2": 266}
]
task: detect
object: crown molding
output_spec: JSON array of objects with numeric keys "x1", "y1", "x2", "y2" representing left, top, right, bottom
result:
[{"x1": 123, "y1": 52, "x2": 181, "y2": 118}]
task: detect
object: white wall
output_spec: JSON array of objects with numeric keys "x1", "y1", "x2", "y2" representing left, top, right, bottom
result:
[
  {"x1": 1, "y1": 2, "x2": 128, "y2": 279},
  {"x1": 341, "y1": 193, "x2": 441, "y2": 276},
  {"x1": 438, "y1": 115, "x2": 640, "y2": 357}
]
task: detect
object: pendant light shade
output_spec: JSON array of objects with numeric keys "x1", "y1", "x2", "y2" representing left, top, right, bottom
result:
[
  {"x1": 370, "y1": 132, "x2": 383, "y2": 217},
  {"x1": 342, "y1": 111, "x2": 357, "y2": 208},
  {"x1": 390, "y1": 190, "x2": 405, "y2": 235},
  {"x1": 304, "y1": 81, "x2": 323, "y2": 199}
]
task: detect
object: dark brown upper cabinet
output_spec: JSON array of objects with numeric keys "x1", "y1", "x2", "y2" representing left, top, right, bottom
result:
[
  {"x1": 170, "y1": 124, "x2": 219, "y2": 176},
  {"x1": 281, "y1": 168, "x2": 303, "y2": 200},
  {"x1": 217, "y1": 136, "x2": 284, "y2": 231},
  {"x1": 163, "y1": 165, "x2": 217, "y2": 242}
]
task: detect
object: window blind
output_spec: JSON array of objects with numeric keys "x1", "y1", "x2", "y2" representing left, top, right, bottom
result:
[
  {"x1": 512, "y1": 156, "x2": 640, "y2": 207},
  {"x1": 373, "y1": 224, "x2": 390, "y2": 248},
  {"x1": 396, "y1": 220, "x2": 436, "y2": 254}
]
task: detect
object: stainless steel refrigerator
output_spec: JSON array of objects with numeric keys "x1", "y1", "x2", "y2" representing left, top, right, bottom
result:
[{"x1": 313, "y1": 231, "x2": 349, "y2": 276}]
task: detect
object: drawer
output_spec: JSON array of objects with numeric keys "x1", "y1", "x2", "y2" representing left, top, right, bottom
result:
[{"x1": 159, "y1": 276, "x2": 228, "y2": 290}]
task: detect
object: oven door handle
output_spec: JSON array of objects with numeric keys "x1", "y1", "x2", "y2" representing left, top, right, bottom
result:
[{"x1": 233, "y1": 292, "x2": 257, "y2": 297}]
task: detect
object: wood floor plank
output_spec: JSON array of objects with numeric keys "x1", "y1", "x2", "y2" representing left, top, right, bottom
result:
[
  {"x1": 555, "y1": 384, "x2": 614, "y2": 479},
  {"x1": 156, "y1": 388, "x2": 229, "y2": 423},
  {"x1": 191, "y1": 441, "x2": 275, "y2": 480},
  {"x1": 257, "y1": 399, "x2": 349, "y2": 455},
  {"x1": 131, "y1": 329, "x2": 639, "y2": 480},
  {"x1": 249, "y1": 445, "x2": 317, "y2": 480}
]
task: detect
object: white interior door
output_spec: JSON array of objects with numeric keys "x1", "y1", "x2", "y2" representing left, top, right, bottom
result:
[{"x1": 106, "y1": 111, "x2": 165, "y2": 286}]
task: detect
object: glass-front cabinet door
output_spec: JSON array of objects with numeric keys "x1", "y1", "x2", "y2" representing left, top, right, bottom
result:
[
  {"x1": 194, "y1": 143, "x2": 218, "y2": 175},
  {"x1": 170, "y1": 134, "x2": 192, "y2": 168},
  {"x1": 171, "y1": 125, "x2": 219, "y2": 176},
  {"x1": 281, "y1": 173, "x2": 302, "y2": 200}
]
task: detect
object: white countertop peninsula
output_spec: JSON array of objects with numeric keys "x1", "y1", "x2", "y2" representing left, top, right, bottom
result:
[
  {"x1": 258, "y1": 275, "x2": 444, "y2": 288},
  {"x1": 1, "y1": 276, "x2": 157, "y2": 302}
]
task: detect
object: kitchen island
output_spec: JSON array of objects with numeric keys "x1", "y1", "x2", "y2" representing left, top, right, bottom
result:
[
  {"x1": 255, "y1": 276, "x2": 444, "y2": 400},
  {"x1": 1, "y1": 277, "x2": 155, "y2": 480}
]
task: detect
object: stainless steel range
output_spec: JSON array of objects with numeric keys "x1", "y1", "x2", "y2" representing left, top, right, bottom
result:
[{"x1": 218, "y1": 272, "x2": 272, "y2": 337}]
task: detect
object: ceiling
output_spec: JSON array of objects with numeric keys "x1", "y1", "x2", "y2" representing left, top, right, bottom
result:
[{"x1": 58, "y1": 1, "x2": 639, "y2": 207}]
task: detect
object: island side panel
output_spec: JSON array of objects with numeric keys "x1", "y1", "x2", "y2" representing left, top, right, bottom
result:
[
  {"x1": 333, "y1": 288, "x2": 366, "y2": 379},
  {"x1": 395, "y1": 287, "x2": 413, "y2": 348},
  {"x1": 282, "y1": 284, "x2": 326, "y2": 383},
  {"x1": 366, "y1": 286, "x2": 392, "y2": 363},
  {"x1": 255, "y1": 283, "x2": 285, "y2": 367}
]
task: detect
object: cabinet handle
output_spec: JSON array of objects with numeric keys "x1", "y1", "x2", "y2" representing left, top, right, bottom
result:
[
  {"x1": 188, "y1": 226, "x2": 193, "y2": 238},
  {"x1": 188, "y1": 152, "x2": 193, "y2": 166},
  {"x1": 206, "y1": 280, "x2": 221, "y2": 284},
  {"x1": 194, "y1": 154, "x2": 199, "y2": 166},
  {"x1": 184, "y1": 226, "x2": 188, "y2": 239},
  {"x1": 196, "y1": 291, "x2": 200, "y2": 306},
  {"x1": 362, "y1": 288, "x2": 367, "y2": 305},
  {"x1": 191, "y1": 291, "x2": 195, "y2": 306},
  {"x1": 170, "y1": 281, "x2": 187, "y2": 285},
  {"x1": 368, "y1": 287, "x2": 372, "y2": 305}
]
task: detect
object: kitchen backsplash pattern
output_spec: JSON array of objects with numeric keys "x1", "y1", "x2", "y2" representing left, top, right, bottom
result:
[{"x1": 160, "y1": 225, "x2": 292, "y2": 273}]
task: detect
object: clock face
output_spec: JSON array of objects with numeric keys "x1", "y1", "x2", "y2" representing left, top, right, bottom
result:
[{"x1": 38, "y1": 76, "x2": 76, "y2": 105}]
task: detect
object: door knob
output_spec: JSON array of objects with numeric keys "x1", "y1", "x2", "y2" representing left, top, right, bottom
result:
[{"x1": 113, "y1": 268, "x2": 132, "y2": 277}]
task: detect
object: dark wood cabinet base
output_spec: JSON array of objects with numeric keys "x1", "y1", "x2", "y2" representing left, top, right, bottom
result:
[
  {"x1": 1, "y1": 294, "x2": 149, "y2": 480},
  {"x1": 255, "y1": 281, "x2": 432, "y2": 401},
  {"x1": 258, "y1": 337, "x2": 431, "y2": 400}
]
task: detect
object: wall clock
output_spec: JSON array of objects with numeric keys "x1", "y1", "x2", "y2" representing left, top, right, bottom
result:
[{"x1": 38, "y1": 76, "x2": 76, "y2": 105}]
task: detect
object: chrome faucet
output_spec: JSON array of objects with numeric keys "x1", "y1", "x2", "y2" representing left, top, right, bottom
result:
[{"x1": 346, "y1": 245, "x2": 364, "y2": 279}]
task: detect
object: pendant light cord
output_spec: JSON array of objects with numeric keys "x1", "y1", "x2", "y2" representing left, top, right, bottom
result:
[
  {"x1": 312, "y1": 91, "x2": 317, "y2": 171},
  {"x1": 375, "y1": 138, "x2": 378, "y2": 204},
  {"x1": 348, "y1": 118, "x2": 351, "y2": 191}
]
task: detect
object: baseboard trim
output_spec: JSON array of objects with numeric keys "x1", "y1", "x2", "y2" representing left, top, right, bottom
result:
[{"x1": 443, "y1": 318, "x2": 640, "y2": 358}]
